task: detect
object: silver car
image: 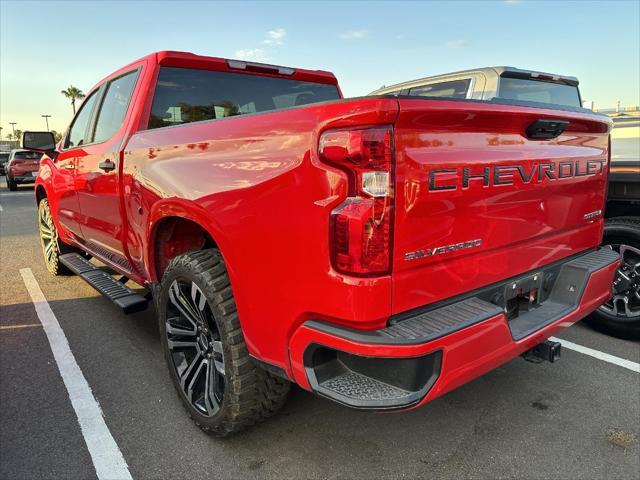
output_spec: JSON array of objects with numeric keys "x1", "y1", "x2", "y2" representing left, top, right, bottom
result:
[{"x1": 369, "y1": 66, "x2": 583, "y2": 109}]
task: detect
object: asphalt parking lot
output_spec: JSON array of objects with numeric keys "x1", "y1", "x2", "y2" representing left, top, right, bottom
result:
[{"x1": 1, "y1": 179, "x2": 639, "y2": 480}]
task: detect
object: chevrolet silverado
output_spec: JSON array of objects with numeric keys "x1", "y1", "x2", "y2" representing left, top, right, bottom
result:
[{"x1": 23, "y1": 52, "x2": 619, "y2": 436}]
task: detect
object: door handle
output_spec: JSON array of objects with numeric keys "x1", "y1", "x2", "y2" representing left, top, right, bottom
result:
[
  {"x1": 63, "y1": 164, "x2": 75, "y2": 170},
  {"x1": 99, "y1": 160, "x2": 115, "y2": 171}
]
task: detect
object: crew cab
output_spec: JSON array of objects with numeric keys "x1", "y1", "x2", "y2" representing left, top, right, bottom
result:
[{"x1": 23, "y1": 52, "x2": 619, "y2": 436}]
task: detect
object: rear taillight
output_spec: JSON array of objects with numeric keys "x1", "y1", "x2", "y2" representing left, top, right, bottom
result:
[{"x1": 319, "y1": 126, "x2": 394, "y2": 276}]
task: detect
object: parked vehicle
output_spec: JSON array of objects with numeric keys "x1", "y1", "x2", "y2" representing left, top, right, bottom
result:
[
  {"x1": 369, "y1": 66, "x2": 582, "y2": 108},
  {"x1": 586, "y1": 116, "x2": 640, "y2": 339},
  {"x1": 0, "y1": 151, "x2": 10, "y2": 175},
  {"x1": 23, "y1": 52, "x2": 618, "y2": 436},
  {"x1": 6, "y1": 149, "x2": 41, "y2": 190}
]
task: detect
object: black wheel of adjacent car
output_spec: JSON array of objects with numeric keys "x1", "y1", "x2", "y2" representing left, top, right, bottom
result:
[
  {"x1": 38, "y1": 198, "x2": 73, "y2": 275},
  {"x1": 157, "y1": 249, "x2": 290, "y2": 436},
  {"x1": 7, "y1": 177, "x2": 17, "y2": 191},
  {"x1": 585, "y1": 217, "x2": 640, "y2": 340}
]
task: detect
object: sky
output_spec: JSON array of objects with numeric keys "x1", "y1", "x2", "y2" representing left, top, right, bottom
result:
[{"x1": 1, "y1": 0, "x2": 639, "y2": 134}]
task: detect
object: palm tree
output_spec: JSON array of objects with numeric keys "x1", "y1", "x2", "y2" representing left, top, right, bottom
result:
[
  {"x1": 61, "y1": 85, "x2": 86, "y2": 114},
  {"x1": 14, "y1": 129, "x2": 23, "y2": 142}
]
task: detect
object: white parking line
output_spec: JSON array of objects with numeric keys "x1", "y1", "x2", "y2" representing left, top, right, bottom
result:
[
  {"x1": 550, "y1": 336, "x2": 640, "y2": 373},
  {"x1": 20, "y1": 268, "x2": 132, "y2": 480},
  {"x1": 0, "y1": 204, "x2": 3, "y2": 212}
]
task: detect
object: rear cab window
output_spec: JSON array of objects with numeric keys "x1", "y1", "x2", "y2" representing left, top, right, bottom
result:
[
  {"x1": 497, "y1": 77, "x2": 581, "y2": 108},
  {"x1": 148, "y1": 67, "x2": 341, "y2": 129},
  {"x1": 13, "y1": 151, "x2": 42, "y2": 160}
]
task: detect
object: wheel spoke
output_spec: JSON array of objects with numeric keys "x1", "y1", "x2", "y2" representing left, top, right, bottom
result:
[
  {"x1": 167, "y1": 338, "x2": 198, "y2": 350},
  {"x1": 191, "y1": 282, "x2": 207, "y2": 320},
  {"x1": 169, "y1": 281, "x2": 201, "y2": 328},
  {"x1": 166, "y1": 316, "x2": 197, "y2": 336},
  {"x1": 203, "y1": 360, "x2": 220, "y2": 415},
  {"x1": 186, "y1": 357, "x2": 207, "y2": 405},
  {"x1": 179, "y1": 354, "x2": 202, "y2": 390},
  {"x1": 211, "y1": 340, "x2": 225, "y2": 375}
]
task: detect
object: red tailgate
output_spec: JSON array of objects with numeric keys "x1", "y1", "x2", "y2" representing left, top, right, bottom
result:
[{"x1": 391, "y1": 99, "x2": 612, "y2": 314}]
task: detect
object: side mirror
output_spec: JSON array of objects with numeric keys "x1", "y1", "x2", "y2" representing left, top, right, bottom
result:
[{"x1": 22, "y1": 131, "x2": 57, "y2": 152}]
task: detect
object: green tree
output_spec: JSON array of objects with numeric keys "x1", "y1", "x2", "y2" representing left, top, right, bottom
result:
[
  {"x1": 50, "y1": 130, "x2": 63, "y2": 143},
  {"x1": 61, "y1": 85, "x2": 86, "y2": 114},
  {"x1": 14, "y1": 129, "x2": 23, "y2": 142}
]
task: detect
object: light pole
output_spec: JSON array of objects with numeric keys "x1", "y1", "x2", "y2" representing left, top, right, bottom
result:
[
  {"x1": 9, "y1": 122, "x2": 16, "y2": 138},
  {"x1": 42, "y1": 115, "x2": 51, "y2": 131}
]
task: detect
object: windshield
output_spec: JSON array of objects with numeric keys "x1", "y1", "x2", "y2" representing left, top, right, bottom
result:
[{"x1": 498, "y1": 77, "x2": 581, "y2": 108}]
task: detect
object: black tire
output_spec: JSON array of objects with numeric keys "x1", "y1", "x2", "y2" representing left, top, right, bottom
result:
[
  {"x1": 38, "y1": 198, "x2": 75, "y2": 275},
  {"x1": 585, "y1": 217, "x2": 640, "y2": 340},
  {"x1": 7, "y1": 177, "x2": 17, "y2": 191},
  {"x1": 157, "y1": 249, "x2": 290, "y2": 437}
]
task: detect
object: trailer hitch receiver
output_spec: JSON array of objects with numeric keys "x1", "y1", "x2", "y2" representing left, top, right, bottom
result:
[{"x1": 523, "y1": 340, "x2": 562, "y2": 363}]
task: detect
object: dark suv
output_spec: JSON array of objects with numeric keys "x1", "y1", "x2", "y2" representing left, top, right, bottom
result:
[
  {"x1": 0, "y1": 152, "x2": 9, "y2": 175},
  {"x1": 6, "y1": 149, "x2": 41, "y2": 191}
]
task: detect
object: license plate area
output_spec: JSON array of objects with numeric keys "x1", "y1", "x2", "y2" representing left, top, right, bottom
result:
[
  {"x1": 31, "y1": 171, "x2": 38, "y2": 177},
  {"x1": 503, "y1": 272, "x2": 544, "y2": 320}
]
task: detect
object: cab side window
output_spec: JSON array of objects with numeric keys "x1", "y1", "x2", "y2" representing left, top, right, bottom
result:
[
  {"x1": 408, "y1": 79, "x2": 471, "y2": 99},
  {"x1": 93, "y1": 71, "x2": 138, "y2": 143},
  {"x1": 65, "y1": 91, "x2": 99, "y2": 148}
]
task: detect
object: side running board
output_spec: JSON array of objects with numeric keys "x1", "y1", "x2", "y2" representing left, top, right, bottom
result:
[{"x1": 59, "y1": 253, "x2": 149, "y2": 314}]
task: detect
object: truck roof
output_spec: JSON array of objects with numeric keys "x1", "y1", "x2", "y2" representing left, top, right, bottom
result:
[
  {"x1": 370, "y1": 66, "x2": 579, "y2": 96},
  {"x1": 93, "y1": 51, "x2": 338, "y2": 93}
]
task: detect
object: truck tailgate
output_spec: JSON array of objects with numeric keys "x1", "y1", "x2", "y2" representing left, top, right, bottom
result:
[{"x1": 392, "y1": 99, "x2": 612, "y2": 314}]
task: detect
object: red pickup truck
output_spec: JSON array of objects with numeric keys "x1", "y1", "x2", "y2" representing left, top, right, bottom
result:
[{"x1": 23, "y1": 51, "x2": 619, "y2": 436}]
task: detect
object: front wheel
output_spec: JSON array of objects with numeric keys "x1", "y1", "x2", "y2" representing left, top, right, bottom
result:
[
  {"x1": 585, "y1": 217, "x2": 640, "y2": 340},
  {"x1": 157, "y1": 249, "x2": 290, "y2": 437},
  {"x1": 38, "y1": 198, "x2": 74, "y2": 275},
  {"x1": 7, "y1": 177, "x2": 17, "y2": 191}
]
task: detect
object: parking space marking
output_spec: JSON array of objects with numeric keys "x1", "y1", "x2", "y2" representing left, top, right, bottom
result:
[
  {"x1": 19, "y1": 268, "x2": 132, "y2": 480},
  {"x1": 551, "y1": 336, "x2": 640, "y2": 373},
  {"x1": 0, "y1": 323, "x2": 42, "y2": 330}
]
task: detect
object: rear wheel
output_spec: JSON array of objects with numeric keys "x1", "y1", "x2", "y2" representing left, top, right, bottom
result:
[
  {"x1": 38, "y1": 198, "x2": 74, "y2": 275},
  {"x1": 585, "y1": 217, "x2": 640, "y2": 340},
  {"x1": 157, "y1": 249, "x2": 290, "y2": 436},
  {"x1": 7, "y1": 177, "x2": 17, "y2": 191}
]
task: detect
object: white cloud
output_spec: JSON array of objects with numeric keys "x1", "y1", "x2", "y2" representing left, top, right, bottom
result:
[
  {"x1": 339, "y1": 30, "x2": 369, "y2": 40},
  {"x1": 504, "y1": 0, "x2": 523, "y2": 4},
  {"x1": 446, "y1": 39, "x2": 468, "y2": 49},
  {"x1": 234, "y1": 48, "x2": 269, "y2": 62},
  {"x1": 264, "y1": 27, "x2": 286, "y2": 45}
]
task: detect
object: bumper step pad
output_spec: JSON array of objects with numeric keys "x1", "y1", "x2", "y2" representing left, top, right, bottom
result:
[
  {"x1": 60, "y1": 253, "x2": 148, "y2": 314},
  {"x1": 319, "y1": 371, "x2": 411, "y2": 403}
]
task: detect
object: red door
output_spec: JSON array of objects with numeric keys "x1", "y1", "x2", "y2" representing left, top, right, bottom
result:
[
  {"x1": 74, "y1": 70, "x2": 139, "y2": 274},
  {"x1": 52, "y1": 90, "x2": 101, "y2": 239}
]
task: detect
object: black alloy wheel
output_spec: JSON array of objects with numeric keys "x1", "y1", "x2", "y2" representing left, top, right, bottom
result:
[
  {"x1": 165, "y1": 278, "x2": 226, "y2": 417},
  {"x1": 158, "y1": 249, "x2": 290, "y2": 436},
  {"x1": 586, "y1": 217, "x2": 640, "y2": 340},
  {"x1": 599, "y1": 244, "x2": 640, "y2": 319}
]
